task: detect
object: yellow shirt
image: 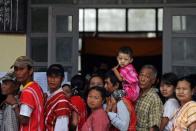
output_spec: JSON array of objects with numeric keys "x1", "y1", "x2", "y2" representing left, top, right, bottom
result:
[{"x1": 173, "y1": 101, "x2": 196, "y2": 131}]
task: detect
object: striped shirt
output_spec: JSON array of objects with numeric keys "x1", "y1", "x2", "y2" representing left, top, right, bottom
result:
[
  {"x1": 172, "y1": 101, "x2": 196, "y2": 131},
  {"x1": 45, "y1": 88, "x2": 76, "y2": 131},
  {"x1": 19, "y1": 81, "x2": 45, "y2": 131}
]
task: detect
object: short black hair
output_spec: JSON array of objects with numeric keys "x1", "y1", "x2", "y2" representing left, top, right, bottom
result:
[
  {"x1": 105, "y1": 70, "x2": 122, "y2": 89},
  {"x1": 161, "y1": 72, "x2": 178, "y2": 86},
  {"x1": 71, "y1": 74, "x2": 85, "y2": 91},
  {"x1": 46, "y1": 64, "x2": 64, "y2": 77},
  {"x1": 187, "y1": 74, "x2": 196, "y2": 88},
  {"x1": 118, "y1": 46, "x2": 133, "y2": 58}
]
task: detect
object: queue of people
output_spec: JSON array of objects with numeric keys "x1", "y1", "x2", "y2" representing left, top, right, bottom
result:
[{"x1": 0, "y1": 46, "x2": 196, "y2": 131}]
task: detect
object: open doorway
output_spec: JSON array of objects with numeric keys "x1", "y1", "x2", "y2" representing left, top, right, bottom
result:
[{"x1": 79, "y1": 8, "x2": 163, "y2": 77}]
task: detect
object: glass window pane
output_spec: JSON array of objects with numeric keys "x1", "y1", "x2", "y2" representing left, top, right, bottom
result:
[
  {"x1": 172, "y1": 15, "x2": 196, "y2": 33},
  {"x1": 158, "y1": 8, "x2": 163, "y2": 31},
  {"x1": 31, "y1": 8, "x2": 48, "y2": 33},
  {"x1": 172, "y1": 66, "x2": 196, "y2": 77},
  {"x1": 124, "y1": 0, "x2": 163, "y2": 3},
  {"x1": 31, "y1": 37, "x2": 48, "y2": 62},
  {"x1": 172, "y1": 38, "x2": 196, "y2": 64},
  {"x1": 167, "y1": 0, "x2": 196, "y2": 3},
  {"x1": 128, "y1": 9, "x2": 155, "y2": 31},
  {"x1": 79, "y1": 9, "x2": 84, "y2": 31},
  {"x1": 31, "y1": 0, "x2": 73, "y2": 4},
  {"x1": 56, "y1": 15, "x2": 72, "y2": 33},
  {"x1": 84, "y1": 9, "x2": 96, "y2": 31},
  {"x1": 98, "y1": 9, "x2": 126, "y2": 31},
  {"x1": 56, "y1": 37, "x2": 72, "y2": 62},
  {"x1": 64, "y1": 66, "x2": 72, "y2": 80}
]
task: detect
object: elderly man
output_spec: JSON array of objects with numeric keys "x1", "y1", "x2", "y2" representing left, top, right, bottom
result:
[{"x1": 136, "y1": 65, "x2": 163, "y2": 131}]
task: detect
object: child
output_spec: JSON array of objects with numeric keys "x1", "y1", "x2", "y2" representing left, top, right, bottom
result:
[
  {"x1": 159, "y1": 72, "x2": 180, "y2": 131},
  {"x1": 82, "y1": 86, "x2": 110, "y2": 131},
  {"x1": 112, "y1": 46, "x2": 139, "y2": 102},
  {"x1": 0, "y1": 72, "x2": 20, "y2": 131},
  {"x1": 62, "y1": 76, "x2": 87, "y2": 131}
]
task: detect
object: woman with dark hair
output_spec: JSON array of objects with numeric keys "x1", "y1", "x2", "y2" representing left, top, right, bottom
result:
[
  {"x1": 88, "y1": 74, "x2": 104, "y2": 88},
  {"x1": 172, "y1": 76, "x2": 196, "y2": 131},
  {"x1": 159, "y1": 72, "x2": 180, "y2": 131}
]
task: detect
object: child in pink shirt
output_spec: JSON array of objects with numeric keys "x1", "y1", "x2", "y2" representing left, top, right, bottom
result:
[{"x1": 113, "y1": 46, "x2": 139, "y2": 102}]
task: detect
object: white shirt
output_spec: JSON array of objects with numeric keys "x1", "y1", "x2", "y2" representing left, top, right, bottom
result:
[
  {"x1": 54, "y1": 116, "x2": 69, "y2": 131},
  {"x1": 107, "y1": 100, "x2": 130, "y2": 131},
  {"x1": 20, "y1": 104, "x2": 33, "y2": 117},
  {"x1": 163, "y1": 98, "x2": 180, "y2": 131}
]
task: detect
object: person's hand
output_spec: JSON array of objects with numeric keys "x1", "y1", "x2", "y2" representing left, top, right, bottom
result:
[
  {"x1": 106, "y1": 98, "x2": 113, "y2": 113},
  {"x1": 110, "y1": 97, "x2": 117, "y2": 112},
  {"x1": 112, "y1": 65, "x2": 119, "y2": 71},
  {"x1": 4, "y1": 94, "x2": 18, "y2": 105}
]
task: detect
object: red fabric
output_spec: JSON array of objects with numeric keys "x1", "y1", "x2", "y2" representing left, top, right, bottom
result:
[
  {"x1": 19, "y1": 82, "x2": 45, "y2": 131},
  {"x1": 122, "y1": 97, "x2": 137, "y2": 131},
  {"x1": 45, "y1": 90, "x2": 72, "y2": 131},
  {"x1": 70, "y1": 96, "x2": 87, "y2": 131}
]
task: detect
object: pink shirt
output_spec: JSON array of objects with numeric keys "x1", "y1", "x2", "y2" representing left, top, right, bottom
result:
[
  {"x1": 81, "y1": 108, "x2": 110, "y2": 131},
  {"x1": 118, "y1": 64, "x2": 139, "y2": 102}
]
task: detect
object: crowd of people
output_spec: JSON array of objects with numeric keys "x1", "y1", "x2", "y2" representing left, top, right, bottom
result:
[{"x1": 0, "y1": 46, "x2": 196, "y2": 131}]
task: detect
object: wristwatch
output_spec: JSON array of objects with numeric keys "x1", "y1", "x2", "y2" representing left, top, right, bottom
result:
[{"x1": 11, "y1": 103, "x2": 19, "y2": 109}]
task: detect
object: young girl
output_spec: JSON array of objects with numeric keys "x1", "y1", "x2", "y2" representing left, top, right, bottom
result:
[
  {"x1": 0, "y1": 72, "x2": 20, "y2": 131},
  {"x1": 112, "y1": 46, "x2": 139, "y2": 102},
  {"x1": 82, "y1": 86, "x2": 110, "y2": 131},
  {"x1": 159, "y1": 72, "x2": 180, "y2": 131}
]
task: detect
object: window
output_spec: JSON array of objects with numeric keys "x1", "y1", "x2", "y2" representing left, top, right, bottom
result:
[
  {"x1": 98, "y1": 9, "x2": 126, "y2": 31},
  {"x1": 79, "y1": 9, "x2": 96, "y2": 31},
  {"x1": 79, "y1": 8, "x2": 163, "y2": 34},
  {"x1": 128, "y1": 9, "x2": 155, "y2": 31}
]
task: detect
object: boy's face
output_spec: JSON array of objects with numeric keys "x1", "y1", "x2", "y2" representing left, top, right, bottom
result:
[
  {"x1": 1, "y1": 80, "x2": 16, "y2": 95},
  {"x1": 117, "y1": 52, "x2": 132, "y2": 67},
  {"x1": 47, "y1": 74, "x2": 64, "y2": 92}
]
